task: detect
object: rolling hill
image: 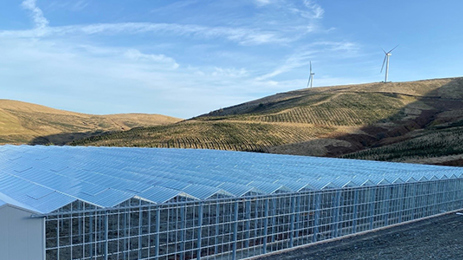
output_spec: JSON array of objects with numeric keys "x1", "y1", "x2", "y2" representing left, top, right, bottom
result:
[
  {"x1": 0, "y1": 99, "x2": 181, "y2": 145},
  {"x1": 70, "y1": 77, "x2": 463, "y2": 166}
]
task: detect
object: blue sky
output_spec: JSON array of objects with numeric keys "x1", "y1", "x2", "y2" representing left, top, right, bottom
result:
[{"x1": 1, "y1": 0, "x2": 463, "y2": 118}]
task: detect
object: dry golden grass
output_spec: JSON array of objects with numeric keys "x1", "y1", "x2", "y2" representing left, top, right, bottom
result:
[
  {"x1": 342, "y1": 125, "x2": 463, "y2": 164},
  {"x1": 0, "y1": 99, "x2": 181, "y2": 144},
  {"x1": 72, "y1": 77, "x2": 463, "y2": 166},
  {"x1": 200, "y1": 77, "x2": 463, "y2": 119},
  {"x1": 75, "y1": 120, "x2": 334, "y2": 152}
]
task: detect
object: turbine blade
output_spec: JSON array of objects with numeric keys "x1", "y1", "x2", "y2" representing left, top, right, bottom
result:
[
  {"x1": 310, "y1": 61, "x2": 312, "y2": 73},
  {"x1": 389, "y1": 44, "x2": 399, "y2": 53},
  {"x1": 380, "y1": 55, "x2": 387, "y2": 73},
  {"x1": 307, "y1": 77, "x2": 311, "y2": 88},
  {"x1": 382, "y1": 48, "x2": 387, "y2": 54}
]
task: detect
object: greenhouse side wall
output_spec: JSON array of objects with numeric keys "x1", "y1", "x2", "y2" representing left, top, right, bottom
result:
[{"x1": 43, "y1": 178, "x2": 463, "y2": 260}]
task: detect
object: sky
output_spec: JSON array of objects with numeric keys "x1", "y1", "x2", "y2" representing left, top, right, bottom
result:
[{"x1": 1, "y1": 0, "x2": 463, "y2": 119}]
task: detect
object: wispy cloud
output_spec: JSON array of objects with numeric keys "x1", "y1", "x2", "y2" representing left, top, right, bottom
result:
[
  {"x1": 21, "y1": 0, "x2": 49, "y2": 31},
  {"x1": 256, "y1": 50, "x2": 316, "y2": 80},
  {"x1": 0, "y1": 22, "x2": 291, "y2": 46},
  {"x1": 243, "y1": 0, "x2": 329, "y2": 45},
  {"x1": 44, "y1": 0, "x2": 89, "y2": 12},
  {"x1": 302, "y1": 0, "x2": 324, "y2": 19},
  {"x1": 257, "y1": 41, "x2": 359, "y2": 80},
  {"x1": 6, "y1": 0, "x2": 328, "y2": 46},
  {"x1": 254, "y1": 0, "x2": 272, "y2": 6},
  {"x1": 1, "y1": 0, "x2": 365, "y2": 118},
  {"x1": 0, "y1": 32, "x2": 258, "y2": 117},
  {"x1": 124, "y1": 49, "x2": 179, "y2": 69},
  {"x1": 71, "y1": 0, "x2": 89, "y2": 11},
  {"x1": 211, "y1": 67, "x2": 248, "y2": 78}
]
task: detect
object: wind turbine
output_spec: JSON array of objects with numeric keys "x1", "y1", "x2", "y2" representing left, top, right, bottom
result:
[
  {"x1": 381, "y1": 45, "x2": 399, "y2": 82},
  {"x1": 307, "y1": 61, "x2": 315, "y2": 88}
]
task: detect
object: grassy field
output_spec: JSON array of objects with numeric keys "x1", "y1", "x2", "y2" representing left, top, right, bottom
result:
[
  {"x1": 222, "y1": 92, "x2": 412, "y2": 126},
  {"x1": 341, "y1": 123, "x2": 463, "y2": 164},
  {"x1": 74, "y1": 120, "x2": 334, "y2": 152},
  {"x1": 70, "y1": 77, "x2": 463, "y2": 165},
  {"x1": 0, "y1": 99, "x2": 181, "y2": 145}
]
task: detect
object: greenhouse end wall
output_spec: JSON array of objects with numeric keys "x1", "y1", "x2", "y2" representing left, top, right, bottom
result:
[
  {"x1": 43, "y1": 178, "x2": 463, "y2": 260},
  {"x1": 0, "y1": 205, "x2": 45, "y2": 260}
]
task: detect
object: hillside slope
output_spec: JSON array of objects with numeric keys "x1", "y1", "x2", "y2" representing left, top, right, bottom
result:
[
  {"x1": 0, "y1": 100, "x2": 181, "y2": 145},
  {"x1": 71, "y1": 77, "x2": 463, "y2": 165}
]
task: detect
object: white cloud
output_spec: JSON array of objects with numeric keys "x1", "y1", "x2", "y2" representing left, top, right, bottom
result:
[
  {"x1": 45, "y1": 0, "x2": 89, "y2": 12},
  {"x1": 302, "y1": 0, "x2": 324, "y2": 19},
  {"x1": 124, "y1": 49, "x2": 179, "y2": 69},
  {"x1": 0, "y1": 36, "x2": 258, "y2": 117},
  {"x1": 0, "y1": 22, "x2": 291, "y2": 46},
  {"x1": 247, "y1": 0, "x2": 327, "y2": 40},
  {"x1": 7, "y1": 1, "x2": 327, "y2": 46},
  {"x1": 1, "y1": 0, "x2": 365, "y2": 118},
  {"x1": 254, "y1": 0, "x2": 272, "y2": 6},
  {"x1": 256, "y1": 41, "x2": 359, "y2": 80},
  {"x1": 71, "y1": 0, "x2": 89, "y2": 11},
  {"x1": 52, "y1": 23, "x2": 291, "y2": 46},
  {"x1": 256, "y1": 49, "x2": 316, "y2": 80},
  {"x1": 211, "y1": 67, "x2": 248, "y2": 78},
  {"x1": 21, "y1": 0, "x2": 49, "y2": 30}
]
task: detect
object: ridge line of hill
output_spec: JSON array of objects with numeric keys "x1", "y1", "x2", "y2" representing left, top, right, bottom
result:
[
  {"x1": 3, "y1": 77, "x2": 463, "y2": 166},
  {"x1": 69, "y1": 77, "x2": 463, "y2": 166},
  {"x1": 0, "y1": 99, "x2": 182, "y2": 145}
]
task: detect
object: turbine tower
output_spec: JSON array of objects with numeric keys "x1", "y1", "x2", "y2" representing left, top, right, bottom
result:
[
  {"x1": 307, "y1": 61, "x2": 315, "y2": 88},
  {"x1": 381, "y1": 45, "x2": 398, "y2": 82}
]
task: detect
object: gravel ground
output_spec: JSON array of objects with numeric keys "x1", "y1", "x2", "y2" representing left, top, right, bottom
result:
[{"x1": 255, "y1": 212, "x2": 463, "y2": 260}]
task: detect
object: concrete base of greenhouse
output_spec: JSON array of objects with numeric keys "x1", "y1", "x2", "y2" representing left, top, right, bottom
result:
[{"x1": 252, "y1": 209, "x2": 463, "y2": 260}]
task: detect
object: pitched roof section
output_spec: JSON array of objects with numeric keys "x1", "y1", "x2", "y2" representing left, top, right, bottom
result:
[
  {"x1": 0, "y1": 191, "x2": 42, "y2": 213},
  {"x1": 0, "y1": 145, "x2": 462, "y2": 214}
]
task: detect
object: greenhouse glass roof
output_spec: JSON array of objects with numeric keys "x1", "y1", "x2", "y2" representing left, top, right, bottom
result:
[{"x1": 0, "y1": 145, "x2": 462, "y2": 214}]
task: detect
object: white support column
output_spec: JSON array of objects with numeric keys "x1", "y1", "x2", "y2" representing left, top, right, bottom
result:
[
  {"x1": 104, "y1": 212, "x2": 109, "y2": 260},
  {"x1": 352, "y1": 189, "x2": 359, "y2": 233},
  {"x1": 262, "y1": 199, "x2": 269, "y2": 254},
  {"x1": 138, "y1": 206, "x2": 143, "y2": 259},
  {"x1": 332, "y1": 190, "x2": 341, "y2": 238},
  {"x1": 398, "y1": 185, "x2": 404, "y2": 223},
  {"x1": 271, "y1": 198, "x2": 276, "y2": 243},
  {"x1": 180, "y1": 206, "x2": 186, "y2": 259},
  {"x1": 312, "y1": 193, "x2": 321, "y2": 243},
  {"x1": 155, "y1": 208, "x2": 160, "y2": 258},
  {"x1": 294, "y1": 196, "x2": 301, "y2": 242},
  {"x1": 369, "y1": 188, "x2": 376, "y2": 230},
  {"x1": 384, "y1": 187, "x2": 391, "y2": 226},
  {"x1": 232, "y1": 201, "x2": 239, "y2": 260},
  {"x1": 245, "y1": 201, "x2": 251, "y2": 248},
  {"x1": 197, "y1": 204, "x2": 203, "y2": 260},
  {"x1": 289, "y1": 197, "x2": 295, "y2": 247}
]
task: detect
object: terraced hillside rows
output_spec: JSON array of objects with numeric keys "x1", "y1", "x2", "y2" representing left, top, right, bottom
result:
[
  {"x1": 342, "y1": 123, "x2": 463, "y2": 164},
  {"x1": 0, "y1": 100, "x2": 181, "y2": 145},
  {"x1": 72, "y1": 77, "x2": 463, "y2": 166},
  {"x1": 75, "y1": 121, "x2": 334, "y2": 152},
  {"x1": 232, "y1": 92, "x2": 413, "y2": 126}
]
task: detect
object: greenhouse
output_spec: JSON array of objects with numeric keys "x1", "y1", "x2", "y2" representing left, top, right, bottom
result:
[{"x1": 0, "y1": 145, "x2": 463, "y2": 260}]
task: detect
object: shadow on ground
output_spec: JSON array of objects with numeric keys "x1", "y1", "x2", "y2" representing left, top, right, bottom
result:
[
  {"x1": 285, "y1": 78, "x2": 463, "y2": 165},
  {"x1": 28, "y1": 130, "x2": 107, "y2": 145}
]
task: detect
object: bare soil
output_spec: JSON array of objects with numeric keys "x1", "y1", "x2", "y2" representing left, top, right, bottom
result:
[{"x1": 255, "y1": 212, "x2": 463, "y2": 260}]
